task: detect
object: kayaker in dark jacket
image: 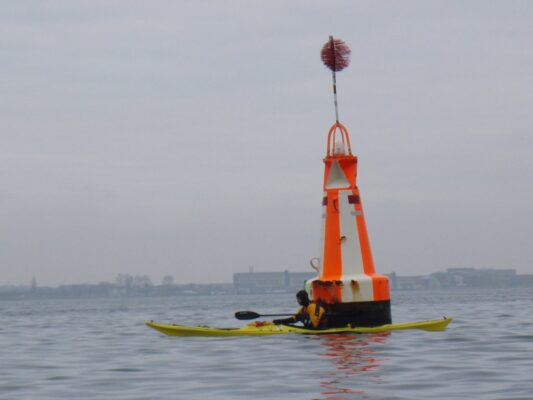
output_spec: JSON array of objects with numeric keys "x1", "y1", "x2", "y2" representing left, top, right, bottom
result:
[{"x1": 273, "y1": 290, "x2": 327, "y2": 329}]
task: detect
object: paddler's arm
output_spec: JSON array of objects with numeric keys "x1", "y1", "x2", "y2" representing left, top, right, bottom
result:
[{"x1": 273, "y1": 308, "x2": 302, "y2": 325}]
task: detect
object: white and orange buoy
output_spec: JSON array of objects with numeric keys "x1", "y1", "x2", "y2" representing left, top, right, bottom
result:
[{"x1": 305, "y1": 37, "x2": 391, "y2": 327}]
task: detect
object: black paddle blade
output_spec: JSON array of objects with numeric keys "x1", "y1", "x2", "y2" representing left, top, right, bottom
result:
[{"x1": 234, "y1": 311, "x2": 260, "y2": 320}]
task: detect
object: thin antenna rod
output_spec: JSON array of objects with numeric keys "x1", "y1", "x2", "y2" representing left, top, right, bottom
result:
[{"x1": 329, "y1": 36, "x2": 340, "y2": 122}]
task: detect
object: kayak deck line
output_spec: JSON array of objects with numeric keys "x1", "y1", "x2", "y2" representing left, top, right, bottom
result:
[{"x1": 145, "y1": 317, "x2": 452, "y2": 337}]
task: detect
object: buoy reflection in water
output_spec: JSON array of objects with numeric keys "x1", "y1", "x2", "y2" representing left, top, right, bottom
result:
[{"x1": 315, "y1": 332, "x2": 390, "y2": 399}]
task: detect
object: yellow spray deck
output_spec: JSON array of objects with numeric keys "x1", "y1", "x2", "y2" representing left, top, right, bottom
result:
[{"x1": 145, "y1": 317, "x2": 452, "y2": 337}]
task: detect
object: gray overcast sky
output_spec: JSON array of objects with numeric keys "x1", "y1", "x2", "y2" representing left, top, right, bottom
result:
[{"x1": 1, "y1": 1, "x2": 532, "y2": 286}]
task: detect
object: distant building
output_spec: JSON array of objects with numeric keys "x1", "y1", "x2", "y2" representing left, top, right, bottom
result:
[
  {"x1": 287, "y1": 272, "x2": 316, "y2": 289},
  {"x1": 233, "y1": 270, "x2": 316, "y2": 294},
  {"x1": 517, "y1": 274, "x2": 533, "y2": 287},
  {"x1": 431, "y1": 268, "x2": 519, "y2": 288},
  {"x1": 393, "y1": 275, "x2": 440, "y2": 290}
]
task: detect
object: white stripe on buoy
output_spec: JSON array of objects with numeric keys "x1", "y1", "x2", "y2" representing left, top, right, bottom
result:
[
  {"x1": 338, "y1": 190, "x2": 364, "y2": 276},
  {"x1": 325, "y1": 160, "x2": 350, "y2": 189}
]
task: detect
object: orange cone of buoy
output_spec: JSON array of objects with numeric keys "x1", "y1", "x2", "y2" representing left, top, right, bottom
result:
[{"x1": 305, "y1": 37, "x2": 391, "y2": 327}]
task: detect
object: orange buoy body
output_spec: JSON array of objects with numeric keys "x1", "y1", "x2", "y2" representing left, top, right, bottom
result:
[{"x1": 305, "y1": 122, "x2": 391, "y2": 327}]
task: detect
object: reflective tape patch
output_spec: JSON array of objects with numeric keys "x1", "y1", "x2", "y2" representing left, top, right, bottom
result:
[{"x1": 348, "y1": 195, "x2": 360, "y2": 204}]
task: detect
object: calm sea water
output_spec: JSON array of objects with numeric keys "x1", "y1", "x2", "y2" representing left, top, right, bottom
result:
[{"x1": 1, "y1": 288, "x2": 532, "y2": 400}]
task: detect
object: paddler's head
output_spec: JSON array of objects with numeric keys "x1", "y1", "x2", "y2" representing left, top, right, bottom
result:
[{"x1": 296, "y1": 290, "x2": 310, "y2": 307}]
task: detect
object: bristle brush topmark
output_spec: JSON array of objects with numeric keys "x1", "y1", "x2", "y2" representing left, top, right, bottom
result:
[{"x1": 321, "y1": 36, "x2": 351, "y2": 123}]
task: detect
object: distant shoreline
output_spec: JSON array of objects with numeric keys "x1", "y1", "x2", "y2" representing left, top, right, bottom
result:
[{"x1": 2, "y1": 267, "x2": 532, "y2": 301}]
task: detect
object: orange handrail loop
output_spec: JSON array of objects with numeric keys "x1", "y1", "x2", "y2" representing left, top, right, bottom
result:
[{"x1": 326, "y1": 122, "x2": 353, "y2": 157}]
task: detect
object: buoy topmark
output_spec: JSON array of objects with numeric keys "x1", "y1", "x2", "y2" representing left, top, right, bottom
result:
[{"x1": 305, "y1": 122, "x2": 391, "y2": 327}]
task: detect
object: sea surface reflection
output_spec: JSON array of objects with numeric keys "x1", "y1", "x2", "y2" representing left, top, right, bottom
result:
[
  {"x1": 314, "y1": 332, "x2": 390, "y2": 399},
  {"x1": 2, "y1": 290, "x2": 533, "y2": 400}
]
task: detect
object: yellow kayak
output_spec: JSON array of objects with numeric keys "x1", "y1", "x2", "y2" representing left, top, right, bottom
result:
[{"x1": 145, "y1": 317, "x2": 452, "y2": 337}]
